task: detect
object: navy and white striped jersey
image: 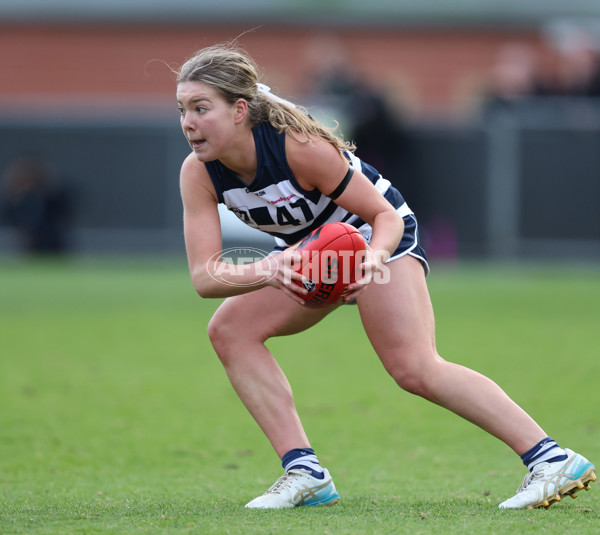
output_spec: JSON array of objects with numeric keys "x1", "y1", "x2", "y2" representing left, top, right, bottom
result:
[{"x1": 204, "y1": 121, "x2": 413, "y2": 251}]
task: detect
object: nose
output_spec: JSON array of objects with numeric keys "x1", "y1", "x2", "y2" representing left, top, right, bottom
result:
[{"x1": 181, "y1": 112, "x2": 196, "y2": 132}]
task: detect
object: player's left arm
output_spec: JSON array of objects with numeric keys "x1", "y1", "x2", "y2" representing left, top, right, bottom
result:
[{"x1": 286, "y1": 134, "x2": 404, "y2": 268}]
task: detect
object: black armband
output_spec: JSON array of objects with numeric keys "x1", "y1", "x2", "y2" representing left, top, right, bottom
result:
[{"x1": 327, "y1": 167, "x2": 354, "y2": 200}]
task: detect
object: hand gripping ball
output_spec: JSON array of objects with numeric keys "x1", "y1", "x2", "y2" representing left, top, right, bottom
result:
[{"x1": 293, "y1": 222, "x2": 367, "y2": 307}]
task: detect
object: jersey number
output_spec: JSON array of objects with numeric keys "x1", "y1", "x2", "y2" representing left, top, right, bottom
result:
[{"x1": 235, "y1": 198, "x2": 315, "y2": 227}]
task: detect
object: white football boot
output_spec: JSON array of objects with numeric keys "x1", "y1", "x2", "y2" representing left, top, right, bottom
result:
[
  {"x1": 499, "y1": 448, "x2": 596, "y2": 509},
  {"x1": 245, "y1": 468, "x2": 340, "y2": 509}
]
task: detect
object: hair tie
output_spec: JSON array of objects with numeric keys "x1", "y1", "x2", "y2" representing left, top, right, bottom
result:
[{"x1": 256, "y1": 83, "x2": 296, "y2": 108}]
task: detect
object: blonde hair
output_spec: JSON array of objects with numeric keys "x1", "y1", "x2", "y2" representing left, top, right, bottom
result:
[{"x1": 176, "y1": 44, "x2": 355, "y2": 153}]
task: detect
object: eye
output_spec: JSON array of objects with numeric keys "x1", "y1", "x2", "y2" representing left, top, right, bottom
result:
[
  {"x1": 177, "y1": 106, "x2": 185, "y2": 116},
  {"x1": 196, "y1": 106, "x2": 207, "y2": 113}
]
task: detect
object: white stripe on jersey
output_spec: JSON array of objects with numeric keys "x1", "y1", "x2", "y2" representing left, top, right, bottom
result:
[{"x1": 222, "y1": 179, "x2": 347, "y2": 233}]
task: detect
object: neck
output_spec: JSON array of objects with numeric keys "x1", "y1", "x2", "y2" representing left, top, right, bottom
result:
[{"x1": 219, "y1": 127, "x2": 257, "y2": 185}]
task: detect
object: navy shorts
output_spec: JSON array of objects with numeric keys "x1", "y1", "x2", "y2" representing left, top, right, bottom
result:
[
  {"x1": 353, "y1": 203, "x2": 429, "y2": 277},
  {"x1": 388, "y1": 212, "x2": 429, "y2": 276}
]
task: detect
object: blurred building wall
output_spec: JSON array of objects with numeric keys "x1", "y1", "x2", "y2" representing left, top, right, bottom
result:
[{"x1": 0, "y1": 22, "x2": 552, "y2": 117}]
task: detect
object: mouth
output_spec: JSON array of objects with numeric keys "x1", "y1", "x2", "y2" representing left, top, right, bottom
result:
[{"x1": 188, "y1": 138, "x2": 206, "y2": 150}]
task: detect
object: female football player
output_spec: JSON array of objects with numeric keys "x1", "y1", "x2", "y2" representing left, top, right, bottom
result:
[{"x1": 176, "y1": 43, "x2": 595, "y2": 509}]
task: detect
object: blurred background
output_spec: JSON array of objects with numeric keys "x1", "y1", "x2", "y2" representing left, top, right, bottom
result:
[{"x1": 1, "y1": 0, "x2": 600, "y2": 261}]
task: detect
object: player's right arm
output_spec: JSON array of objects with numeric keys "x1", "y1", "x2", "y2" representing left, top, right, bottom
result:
[
  {"x1": 180, "y1": 154, "x2": 306, "y2": 301},
  {"x1": 180, "y1": 153, "x2": 225, "y2": 297}
]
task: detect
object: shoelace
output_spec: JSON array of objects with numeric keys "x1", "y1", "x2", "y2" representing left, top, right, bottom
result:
[
  {"x1": 517, "y1": 471, "x2": 538, "y2": 492},
  {"x1": 266, "y1": 470, "x2": 308, "y2": 495},
  {"x1": 517, "y1": 464, "x2": 553, "y2": 492}
]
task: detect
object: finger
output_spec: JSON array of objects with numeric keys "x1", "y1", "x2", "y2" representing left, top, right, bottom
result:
[
  {"x1": 281, "y1": 249, "x2": 302, "y2": 270},
  {"x1": 351, "y1": 271, "x2": 374, "y2": 288},
  {"x1": 343, "y1": 286, "x2": 367, "y2": 303},
  {"x1": 281, "y1": 268, "x2": 305, "y2": 286},
  {"x1": 281, "y1": 286, "x2": 307, "y2": 305},
  {"x1": 287, "y1": 279, "x2": 309, "y2": 295}
]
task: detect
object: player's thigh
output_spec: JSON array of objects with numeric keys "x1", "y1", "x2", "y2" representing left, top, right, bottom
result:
[
  {"x1": 357, "y1": 255, "x2": 437, "y2": 365},
  {"x1": 209, "y1": 286, "x2": 338, "y2": 344}
]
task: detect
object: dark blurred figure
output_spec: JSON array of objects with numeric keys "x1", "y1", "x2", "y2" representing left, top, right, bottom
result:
[
  {"x1": 482, "y1": 34, "x2": 600, "y2": 112},
  {"x1": 481, "y1": 43, "x2": 554, "y2": 116},
  {"x1": 350, "y1": 86, "x2": 411, "y2": 184},
  {"x1": 1, "y1": 155, "x2": 73, "y2": 254},
  {"x1": 553, "y1": 31, "x2": 600, "y2": 97},
  {"x1": 301, "y1": 34, "x2": 417, "y2": 208}
]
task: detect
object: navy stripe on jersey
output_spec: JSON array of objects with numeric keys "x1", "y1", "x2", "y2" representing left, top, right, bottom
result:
[{"x1": 204, "y1": 122, "x2": 405, "y2": 247}]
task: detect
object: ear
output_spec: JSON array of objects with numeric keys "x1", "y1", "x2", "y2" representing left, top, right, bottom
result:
[{"x1": 233, "y1": 98, "x2": 248, "y2": 124}]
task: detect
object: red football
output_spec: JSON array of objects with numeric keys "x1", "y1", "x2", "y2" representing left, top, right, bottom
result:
[{"x1": 293, "y1": 222, "x2": 367, "y2": 307}]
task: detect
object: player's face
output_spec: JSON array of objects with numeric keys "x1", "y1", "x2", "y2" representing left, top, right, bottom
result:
[{"x1": 177, "y1": 81, "x2": 239, "y2": 162}]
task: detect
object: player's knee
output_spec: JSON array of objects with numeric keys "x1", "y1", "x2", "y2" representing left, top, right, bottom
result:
[
  {"x1": 207, "y1": 312, "x2": 266, "y2": 362},
  {"x1": 392, "y1": 369, "x2": 429, "y2": 397},
  {"x1": 207, "y1": 314, "x2": 236, "y2": 357},
  {"x1": 385, "y1": 354, "x2": 438, "y2": 398}
]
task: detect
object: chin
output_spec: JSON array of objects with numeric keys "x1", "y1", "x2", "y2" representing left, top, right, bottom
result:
[{"x1": 193, "y1": 151, "x2": 212, "y2": 162}]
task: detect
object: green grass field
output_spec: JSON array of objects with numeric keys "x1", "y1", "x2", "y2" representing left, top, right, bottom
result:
[{"x1": 1, "y1": 257, "x2": 599, "y2": 534}]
